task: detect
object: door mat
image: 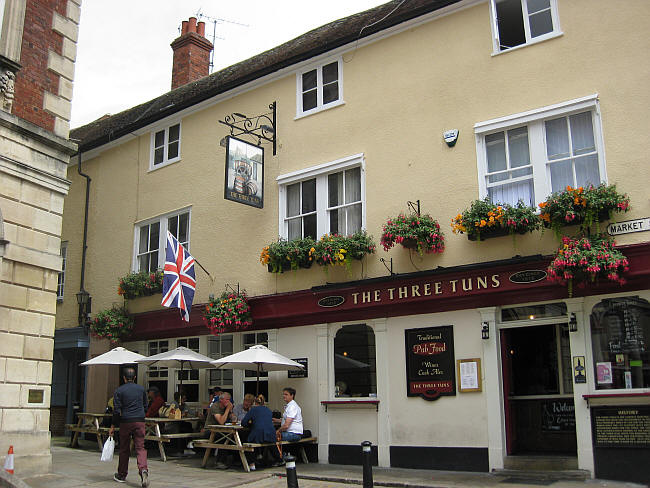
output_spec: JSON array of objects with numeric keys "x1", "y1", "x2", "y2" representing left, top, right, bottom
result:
[{"x1": 500, "y1": 477, "x2": 556, "y2": 486}]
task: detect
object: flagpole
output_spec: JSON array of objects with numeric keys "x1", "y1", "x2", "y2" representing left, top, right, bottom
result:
[{"x1": 192, "y1": 257, "x2": 212, "y2": 280}]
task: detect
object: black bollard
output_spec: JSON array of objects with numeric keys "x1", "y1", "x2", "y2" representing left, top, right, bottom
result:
[
  {"x1": 284, "y1": 454, "x2": 299, "y2": 488},
  {"x1": 361, "y1": 441, "x2": 373, "y2": 488}
]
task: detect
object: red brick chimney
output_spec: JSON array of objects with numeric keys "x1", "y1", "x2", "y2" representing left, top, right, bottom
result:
[{"x1": 170, "y1": 17, "x2": 213, "y2": 90}]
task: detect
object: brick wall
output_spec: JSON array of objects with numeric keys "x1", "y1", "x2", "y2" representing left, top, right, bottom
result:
[{"x1": 12, "y1": 0, "x2": 79, "y2": 138}]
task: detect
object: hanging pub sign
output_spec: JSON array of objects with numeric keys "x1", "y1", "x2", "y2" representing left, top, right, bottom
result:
[
  {"x1": 405, "y1": 325, "x2": 456, "y2": 401},
  {"x1": 224, "y1": 136, "x2": 264, "y2": 208}
]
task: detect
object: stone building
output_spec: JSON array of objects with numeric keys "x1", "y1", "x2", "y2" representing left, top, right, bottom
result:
[{"x1": 0, "y1": 0, "x2": 80, "y2": 475}]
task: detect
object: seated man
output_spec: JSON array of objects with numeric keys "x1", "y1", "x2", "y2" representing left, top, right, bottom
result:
[
  {"x1": 277, "y1": 387, "x2": 303, "y2": 442},
  {"x1": 145, "y1": 386, "x2": 165, "y2": 418},
  {"x1": 233, "y1": 393, "x2": 254, "y2": 423},
  {"x1": 202, "y1": 391, "x2": 236, "y2": 469}
]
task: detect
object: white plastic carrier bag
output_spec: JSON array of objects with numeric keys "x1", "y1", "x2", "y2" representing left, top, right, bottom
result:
[{"x1": 100, "y1": 435, "x2": 115, "y2": 462}]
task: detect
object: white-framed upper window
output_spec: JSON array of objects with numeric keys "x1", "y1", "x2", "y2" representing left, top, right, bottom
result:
[
  {"x1": 134, "y1": 208, "x2": 190, "y2": 272},
  {"x1": 296, "y1": 58, "x2": 343, "y2": 117},
  {"x1": 207, "y1": 334, "x2": 234, "y2": 393},
  {"x1": 278, "y1": 154, "x2": 364, "y2": 240},
  {"x1": 490, "y1": 0, "x2": 561, "y2": 53},
  {"x1": 475, "y1": 95, "x2": 606, "y2": 207},
  {"x1": 57, "y1": 241, "x2": 67, "y2": 302},
  {"x1": 150, "y1": 123, "x2": 181, "y2": 169}
]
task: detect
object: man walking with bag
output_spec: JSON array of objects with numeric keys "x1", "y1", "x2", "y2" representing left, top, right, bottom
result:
[{"x1": 109, "y1": 367, "x2": 150, "y2": 487}]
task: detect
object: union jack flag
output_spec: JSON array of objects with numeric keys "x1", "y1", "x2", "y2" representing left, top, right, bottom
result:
[{"x1": 161, "y1": 231, "x2": 196, "y2": 322}]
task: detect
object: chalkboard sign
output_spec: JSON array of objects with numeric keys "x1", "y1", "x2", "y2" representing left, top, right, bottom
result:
[
  {"x1": 541, "y1": 400, "x2": 576, "y2": 431},
  {"x1": 288, "y1": 358, "x2": 308, "y2": 378},
  {"x1": 592, "y1": 406, "x2": 650, "y2": 448},
  {"x1": 405, "y1": 326, "x2": 455, "y2": 401}
]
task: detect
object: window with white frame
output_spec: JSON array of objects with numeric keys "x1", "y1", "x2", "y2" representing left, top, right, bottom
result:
[
  {"x1": 175, "y1": 337, "x2": 199, "y2": 401},
  {"x1": 334, "y1": 324, "x2": 377, "y2": 398},
  {"x1": 147, "y1": 340, "x2": 169, "y2": 399},
  {"x1": 490, "y1": 0, "x2": 560, "y2": 52},
  {"x1": 57, "y1": 241, "x2": 67, "y2": 302},
  {"x1": 207, "y1": 335, "x2": 234, "y2": 395},
  {"x1": 278, "y1": 155, "x2": 364, "y2": 240},
  {"x1": 475, "y1": 95, "x2": 605, "y2": 208},
  {"x1": 243, "y1": 332, "x2": 268, "y2": 397},
  {"x1": 297, "y1": 59, "x2": 343, "y2": 116},
  {"x1": 134, "y1": 209, "x2": 190, "y2": 272},
  {"x1": 150, "y1": 123, "x2": 181, "y2": 168}
]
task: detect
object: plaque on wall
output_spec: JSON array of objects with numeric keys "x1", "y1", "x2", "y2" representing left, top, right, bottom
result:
[
  {"x1": 592, "y1": 406, "x2": 650, "y2": 448},
  {"x1": 288, "y1": 358, "x2": 308, "y2": 378},
  {"x1": 405, "y1": 326, "x2": 456, "y2": 401}
]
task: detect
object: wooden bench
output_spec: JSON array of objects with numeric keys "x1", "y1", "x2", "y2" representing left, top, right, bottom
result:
[
  {"x1": 244, "y1": 436, "x2": 318, "y2": 464},
  {"x1": 66, "y1": 413, "x2": 114, "y2": 450}
]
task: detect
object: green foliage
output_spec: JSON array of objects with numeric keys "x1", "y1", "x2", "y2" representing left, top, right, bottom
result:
[
  {"x1": 90, "y1": 307, "x2": 134, "y2": 343},
  {"x1": 313, "y1": 230, "x2": 376, "y2": 272},
  {"x1": 380, "y1": 212, "x2": 445, "y2": 255},
  {"x1": 118, "y1": 270, "x2": 164, "y2": 299},
  {"x1": 260, "y1": 237, "x2": 317, "y2": 273},
  {"x1": 451, "y1": 199, "x2": 541, "y2": 241},
  {"x1": 203, "y1": 291, "x2": 253, "y2": 336}
]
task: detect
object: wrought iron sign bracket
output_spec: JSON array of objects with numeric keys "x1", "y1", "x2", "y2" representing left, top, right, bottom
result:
[
  {"x1": 219, "y1": 102, "x2": 277, "y2": 155},
  {"x1": 380, "y1": 258, "x2": 394, "y2": 276},
  {"x1": 225, "y1": 283, "x2": 240, "y2": 295}
]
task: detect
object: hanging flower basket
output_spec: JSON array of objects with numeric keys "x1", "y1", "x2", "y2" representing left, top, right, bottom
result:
[
  {"x1": 203, "y1": 291, "x2": 253, "y2": 336},
  {"x1": 547, "y1": 234, "x2": 629, "y2": 296},
  {"x1": 90, "y1": 307, "x2": 134, "y2": 344},
  {"x1": 451, "y1": 199, "x2": 541, "y2": 241},
  {"x1": 117, "y1": 270, "x2": 164, "y2": 299},
  {"x1": 260, "y1": 237, "x2": 316, "y2": 273},
  {"x1": 313, "y1": 230, "x2": 376, "y2": 272},
  {"x1": 538, "y1": 184, "x2": 630, "y2": 236},
  {"x1": 381, "y1": 212, "x2": 445, "y2": 255}
]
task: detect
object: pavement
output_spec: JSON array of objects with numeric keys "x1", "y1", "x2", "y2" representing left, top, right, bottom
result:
[{"x1": 14, "y1": 437, "x2": 647, "y2": 488}]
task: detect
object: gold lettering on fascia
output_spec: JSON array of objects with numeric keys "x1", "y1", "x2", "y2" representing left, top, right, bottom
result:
[{"x1": 349, "y1": 275, "x2": 501, "y2": 306}]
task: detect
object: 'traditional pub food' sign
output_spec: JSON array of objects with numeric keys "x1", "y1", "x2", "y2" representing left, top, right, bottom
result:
[{"x1": 405, "y1": 326, "x2": 455, "y2": 401}]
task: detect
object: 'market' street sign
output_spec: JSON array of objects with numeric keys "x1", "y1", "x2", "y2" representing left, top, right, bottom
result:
[{"x1": 607, "y1": 218, "x2": 650, "y2": 236}]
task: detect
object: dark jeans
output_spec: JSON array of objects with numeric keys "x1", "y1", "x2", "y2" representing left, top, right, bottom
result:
[{"x1": 118, "y1": 421, "x2": 147, "y2": 477}]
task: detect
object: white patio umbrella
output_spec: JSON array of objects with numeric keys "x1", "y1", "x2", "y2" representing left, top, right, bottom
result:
[
  {"x1": 210, "y1": 344, "x2": 305, "y2": 395},
  {"x1": 80, "y1": 346, "x2": 146, "y2": 366},
  {"x1": 136, "y1": 346, "x2": 214, "y2": 390}
]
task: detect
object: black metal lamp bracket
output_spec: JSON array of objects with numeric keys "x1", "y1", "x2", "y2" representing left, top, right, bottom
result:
[
  {"x1": 407, "y1": 200, "x2": 421, "y2": 216},
  {"x1": 219, "y1": 101, "x2": 277, "y2": 155}
]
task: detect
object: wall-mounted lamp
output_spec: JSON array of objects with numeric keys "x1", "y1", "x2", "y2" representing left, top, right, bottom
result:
[
  {"x1": 481, "y1": 321, "x2": 490, "y2": 340},
  {"x1": 76, "y1": 288, "x2": 91, "y2": 329},
  {"x1": 568, "y1": 313, "x2": 578, "y2": 333}
]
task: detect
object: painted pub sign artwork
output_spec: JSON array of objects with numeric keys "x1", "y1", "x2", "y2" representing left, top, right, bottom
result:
[
  {"x1": 224, "y1": 136, "x2": 264, "y2": 208},
  {"x1": 405, "y1": 326, "x2": 456, "y2": 401}
]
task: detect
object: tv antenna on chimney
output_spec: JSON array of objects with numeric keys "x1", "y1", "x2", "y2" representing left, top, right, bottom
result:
[{"x1": 194, "y1": 9, "x2": 249, "y2": 73}]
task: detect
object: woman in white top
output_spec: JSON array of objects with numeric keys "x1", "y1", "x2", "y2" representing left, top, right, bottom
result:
[{"x1": 278, "y1": 387, "x2": 303, "y2": 442}]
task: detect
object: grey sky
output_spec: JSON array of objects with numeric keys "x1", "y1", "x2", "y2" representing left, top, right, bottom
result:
[{"x1": 71, "y1": 1, "x2": 387, "y2": 128}]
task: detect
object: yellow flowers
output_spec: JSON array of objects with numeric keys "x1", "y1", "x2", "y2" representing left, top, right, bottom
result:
[
  {"x1": 335, "y1": 248, "x2": 347, "y2": 263},
  {"x1": 259, "y1": 246, "x2": 270, "y2": 265}
]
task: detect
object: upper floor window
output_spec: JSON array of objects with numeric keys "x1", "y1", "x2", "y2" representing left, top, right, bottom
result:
[
  {"x1": 475, "y1": 95, "x2": 605, "y2": 207},
  {"x1": 134, "y1": 208, "x2": 190, "y2": 272},
  {"x1": 57, "y1": 241, "x2": 67, "y2": 302},
  {"x1": 296, "y1": 59, "x2": 343, "y2": 117},
  {"x1": 278, "y1": 154, "x2": 364, "y2": 240},
  {"x1": 150, "y1": 123, "x2": 181, "y2": 169},
  {"x1": 491, "y1": 0, "x2": 560, "y2": 52}
]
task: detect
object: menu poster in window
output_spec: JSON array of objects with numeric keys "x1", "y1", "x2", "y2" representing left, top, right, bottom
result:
[
  {"x1": 457, "y1": 358, "x2": 481, "y2": 392},
  {"x1": 597, "y1": 362, "x2": 613, "y2": 385},
  {"x1": 288, "y1": 358, "x2": 308, "y2": 378},
  {"x1": 224, "y1": 136, "x2": 264, "y2": 208},
  {"x1": 405, "y1": 326, "x2": 456, "y2": 401}
]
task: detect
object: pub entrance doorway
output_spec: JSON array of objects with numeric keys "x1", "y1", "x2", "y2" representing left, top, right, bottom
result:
[{"x1": 501, "y1": 323, "x2": 577, "y2": 456}]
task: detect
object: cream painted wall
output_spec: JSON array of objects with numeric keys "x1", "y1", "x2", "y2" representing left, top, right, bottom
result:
[{"x1": 60, "y1": 1, "x2": 650, "y2": 322}]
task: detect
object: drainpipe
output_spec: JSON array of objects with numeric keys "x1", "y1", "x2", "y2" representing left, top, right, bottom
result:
[{"x1": 77, "y1": 151, "x2": 92, "y2": 328}]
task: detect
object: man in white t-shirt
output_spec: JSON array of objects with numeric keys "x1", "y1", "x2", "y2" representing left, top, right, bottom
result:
[{"x1": 278, "y1": 387, "x2": 303, "y2": 442}]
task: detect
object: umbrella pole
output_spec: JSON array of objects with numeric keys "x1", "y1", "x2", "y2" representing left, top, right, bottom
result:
[
  {"x1": 179, "y1": 361, "x2": 184, "y2": 394},
  {"x1": 256, "y1": 363, "x2": 260, "y2": 396}
]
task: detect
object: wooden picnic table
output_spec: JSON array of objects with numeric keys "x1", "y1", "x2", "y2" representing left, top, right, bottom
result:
[
  {"x1": 195, "y1": 424, "x2": 253, "y2": 471},
  {"x1": 67, "y1": 413, "x2": 204, "y2": 462},
  {"x1": 66, "y1": 412, "x2": 112, "y2": 450},
  {"x1": 144, "y1": 417, "x2": 203, "y2": 462}
]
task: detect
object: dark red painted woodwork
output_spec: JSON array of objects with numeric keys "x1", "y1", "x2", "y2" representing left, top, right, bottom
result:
[{"x1": 130, "y1": 243, "x2": 650, "y2": 341}]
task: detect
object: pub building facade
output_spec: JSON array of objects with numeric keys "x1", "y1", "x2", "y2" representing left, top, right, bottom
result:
[{"x1": 57, "y1": 0, "x2": 650, "y2": 483}]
